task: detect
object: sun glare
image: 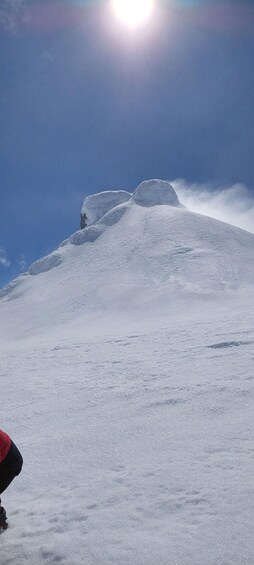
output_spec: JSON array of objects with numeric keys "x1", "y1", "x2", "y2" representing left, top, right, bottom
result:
[{"x1": 112, "y1": 0, "x2": 154, "y2": 29}]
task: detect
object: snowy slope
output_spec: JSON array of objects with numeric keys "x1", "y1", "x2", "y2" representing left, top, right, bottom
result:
[
  {"x1": 1, "y1": 180, "x2": 254, "y2": 565},
  {"x1": 0, "y1": 179, "x2": 253, "y2": 341}
]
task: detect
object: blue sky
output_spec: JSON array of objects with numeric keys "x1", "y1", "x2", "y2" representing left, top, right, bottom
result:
[{"x1": 1, "y1": 0, "x2": 254, "y2": 288}]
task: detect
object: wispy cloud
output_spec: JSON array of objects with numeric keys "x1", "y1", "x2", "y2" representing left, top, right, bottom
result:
[
  {"x1": 0, "y1": 247, "x2": 11, "y2": 269},
  {"x1": 172, "y1": 180, "x2": 254, "y2": 235},
  {"x1": 0, "y1": 0, "x2": 29, "y2": 33},
  {"x1": 17, "y1": 253, "x2": 27, "y2": 272}
]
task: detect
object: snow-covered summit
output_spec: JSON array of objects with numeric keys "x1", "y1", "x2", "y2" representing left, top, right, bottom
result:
[
  {"x1": 81, "y1": 179, "x2": 180, "y2": 226},
  {"x1": 0, "y1": 179, "x2": 254, "y2": 341}
]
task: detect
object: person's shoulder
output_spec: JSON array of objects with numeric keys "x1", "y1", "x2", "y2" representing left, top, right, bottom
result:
[{"x1": 0, "y1": 430, "x2": 10, "y2": 440}]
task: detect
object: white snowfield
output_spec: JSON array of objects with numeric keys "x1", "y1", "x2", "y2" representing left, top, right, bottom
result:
[{"x1": 1, "y1": 179, "x2": 254, "y2": 565}]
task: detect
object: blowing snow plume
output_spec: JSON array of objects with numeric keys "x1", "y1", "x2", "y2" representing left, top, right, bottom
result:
[{"x1": 172, "y1": 179, "x2": 254, "y2": 234}]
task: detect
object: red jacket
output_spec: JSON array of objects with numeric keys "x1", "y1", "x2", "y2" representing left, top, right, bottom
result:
[{"x1": 0, "y1": 430, "x2": 11, "y2": 463}]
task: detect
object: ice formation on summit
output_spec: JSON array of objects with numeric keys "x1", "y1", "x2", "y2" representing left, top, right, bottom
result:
[
  {"x1": 80, "y1": 180, "x2": 181, "y2": 227},
  {"x1": 81, "y1": 190, "x2": 131, "y2": 227},
  {"x1": 132, "y1": 180, "x2": 181, "y2": 207}
]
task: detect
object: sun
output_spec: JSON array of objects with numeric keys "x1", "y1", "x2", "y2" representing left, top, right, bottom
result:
[{"x1": 112, "y1": 0, "x2": 154, "y2": 29}]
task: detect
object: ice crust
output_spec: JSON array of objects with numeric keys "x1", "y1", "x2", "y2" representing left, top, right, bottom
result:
[{"x1": 29, "y1": 253, "x2": 62, "y2": 276}]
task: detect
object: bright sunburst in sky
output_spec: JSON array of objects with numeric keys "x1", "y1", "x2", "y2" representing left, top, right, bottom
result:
[{"x1": 112, "y1": 0, "x2": 154, "y2": 29}]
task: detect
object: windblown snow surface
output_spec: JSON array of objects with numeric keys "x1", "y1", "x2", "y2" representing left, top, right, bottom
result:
[{"x1": 1, "y1": 180, "x2": 254, "y2": 565}]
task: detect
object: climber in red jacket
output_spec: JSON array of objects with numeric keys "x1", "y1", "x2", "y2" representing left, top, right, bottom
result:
[{"x1": 0, "y1": 429, "x2": 23, "y2": 529}]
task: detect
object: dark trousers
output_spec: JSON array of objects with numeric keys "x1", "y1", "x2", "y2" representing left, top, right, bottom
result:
[{"x1": 0, "y1": 441, "x2": 23, "y2": 495}]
